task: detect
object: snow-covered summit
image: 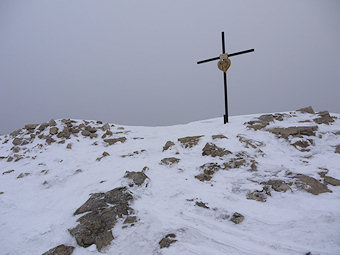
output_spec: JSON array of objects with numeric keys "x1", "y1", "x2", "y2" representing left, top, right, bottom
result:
[{"x1": 1, "y1": 107, "x2": 340, "y2": 255}]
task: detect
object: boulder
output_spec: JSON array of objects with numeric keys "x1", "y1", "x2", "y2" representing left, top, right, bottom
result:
[
  {"x1": 42, "y1": 244, "x2": 75, "y2": 255},
  {"x1": 70, "y1": 187, "x2": 134, "y2": 251},
  {"x1": 38, "y1": 123, "x2": 49, "y2": 131},
  {"x1": 48, "y1": 119, "x2": 57, "y2": 126},
  {"x1": 262, "y1": 180, "x2": 290, "y2": 192},
  {"x1": 12, "y1": 138, "x2": 22, "y2": 146},
  {"x1": 124, "y1": 171, "x2": 148, "y2": 186},
  {"x1": 195, "y1": 201, "x2": 209, "y2": 209},
  {"x1": 294, "y1": 174, "x2": 332, "y2": 195},
  {"x1": 202, "y1": 143, "x2": 231, "y2": 157},
  {"x1": 25, "y1": 124, "x2": 38, "y2": 130},
  {"x1": 323, "y1": 176, "x2": 340, "y2": 186},
  {"x1": 246, "y1": 190, "x2": 267, "y2": 202},
  {"x1": 81, "y1": 130, "x2": 91, "y2": 137},
  {"x1": 159, "y1": 234, "x2": 177, "y2": 249},
  {"x1": 296, "y1": 106, "x2": 315, "y2": 114},
  {"x1": 49, "y1": 127, "x2": 58, "y2": 135},
  {"x1": 266, "y1": 126, "x2": 318, "y2": 139},
  {"x1": 162, "y1": 141, "x2": 175, "y2": 151},
  {"x1": 161, "y1": 157, "x2": 180, "y2": 165},
  {"x1": 230, "y1": 212, "x2": 244, "y2": 224},
  {"x1": 212, "y1": 134, "x2": 228, "y2": 140},
  {"x1": 178, "y1": 136, "x2": 203, "y2": 148},
  {"x1": 104, "y1": 137, "x2": 127, "y2": 145},
  {"x1": 102, "y1": 123, "x2": 110, "y2": 131},
  {"x1": 335, "y1": 145, "x2": 340, "y2": 154},
  {"x1": 314, "y1": 111, "x2": 334, "y2": 125}
]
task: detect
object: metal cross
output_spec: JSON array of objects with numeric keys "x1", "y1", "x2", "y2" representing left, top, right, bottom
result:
[{"x1": 197, "y1": 32, "x2": 254, "y2": 124}]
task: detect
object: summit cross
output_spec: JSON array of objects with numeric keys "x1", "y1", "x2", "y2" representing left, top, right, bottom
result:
[{"x1": 197, "y1": 32, "x2": 254, "y2": 124}]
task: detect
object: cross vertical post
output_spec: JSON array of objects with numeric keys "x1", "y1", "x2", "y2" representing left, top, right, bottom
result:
[
  {"x1": 197, "y1": 32, "x2": 254, "y2": 124},
  {"x1": 222, "y1": 32, "x2": 228, "y2": 124}
]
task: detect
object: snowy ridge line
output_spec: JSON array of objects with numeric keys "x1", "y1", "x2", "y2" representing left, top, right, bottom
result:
[{"x1": 0, "y1": 107, "x2": 340, "y2": 255}]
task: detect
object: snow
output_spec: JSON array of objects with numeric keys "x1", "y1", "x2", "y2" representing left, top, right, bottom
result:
[{"x1": 0, "y1": 111, "x2": 340, "y2": 255}]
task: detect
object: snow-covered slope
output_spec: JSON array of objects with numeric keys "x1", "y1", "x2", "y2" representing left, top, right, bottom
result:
[{"x1": 1, "y1": 108, "x2": 340, "y2": 255}]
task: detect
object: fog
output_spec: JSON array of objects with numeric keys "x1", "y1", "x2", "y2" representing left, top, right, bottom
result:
[{"x1": 1, "y1": 0, "x2": 339, "y2": 134}]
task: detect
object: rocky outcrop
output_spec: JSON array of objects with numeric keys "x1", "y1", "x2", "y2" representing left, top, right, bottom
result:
[
  {"x1": 159, "y1": 233, "x2": 177, "y2": 249},
  {"x1": 42, "y1": 244, "x2": 74, "y2": 255},
  {"x1": 266, "y1": 126, "x2": 318, "y2": 139},
  {"x1": 261, "y1": 180, "x2": 290, "y2": 192},
  {"x1": 104, "y1": 137, "x2": 127, "y2": 145},
  {"x1": 161, "y1": 157, "x2": 180, "y2": 166},
  {"x1": 69, "y1": 187, "x2": 134, "y2": 251},
  {"x1": 202, "y1": 143, "x2": 231, "y2": 157},
  {"x1": 162, "y1": 141, "x2": 175, "y2": 151},
  {"x1": 294, "y1": 174, "x2": 332, "y2": 195},
  {"x1": 296, "y1": 106, "x2": 315, "y2": 114},
  {"x1": 212, "y1": 134, "x2": 228, "y2": 140},
  {"x1": 314, "y1": 111, "x2": 335, "y2": 125},
  {"x1": 178, "y1": 136, "x2": 203, "y2": 148},
  {"x1": 124, "y1": 171, "x2": 148, "y2": 186},
  {"x1": 230, "y1": 212, "x2": 244, "y2": 224},
  {"x1": 323, "y1": 176, "x2": 340, "y2": 186}
]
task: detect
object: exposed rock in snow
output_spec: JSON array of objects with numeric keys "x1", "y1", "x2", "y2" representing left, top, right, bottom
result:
[
  {"x1": 159, "y1": 233, "x2": 177, "y2": 249},
  {"x1": 42, "y1": 244, "x2": 75, "y2": 255},
  {"x1": 230, "y1": 212, "x2": 244, "y2": 224},
  {"x1": 162, "y1": 140, "x2": 175, "y2": 151},
  {"x1": 178, "y1": 135, "x2": 203, "y2": 148},
  {"x1": 124, "y1": 171, "x2": 148, "y2": 186},
  {"x1": 104, "y1": 137, "x2": 127, "y2": 145},
  {"x1": 202, "y1": 143, "x2": 231, "y2": 157},
  {"x1": 160, "y1": 157, "x2": 180, "y2": 165},
  {"x1": 297, "y1": 106, "x2": 315, "y2": 114}
]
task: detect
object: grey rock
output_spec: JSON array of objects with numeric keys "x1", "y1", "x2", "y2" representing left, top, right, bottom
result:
[
  {"x1": 70, "y1": 187, "x2": 133, "y2": 251},
  {"x1": 159, "y1": 234, "x2": 177, "y2": 249},
  {"x1": 12, "y1": 138, "x2": 22, "y2": 146},
  {"x1": 266, "y1": 126, "x2": 318, "y2": 139},
  {"x1": 49, "y1": 119, "x2": 57, "y2": 126},
  {"x1": 162, "y1": 141, "x2": 175, "y2": 151},
  {"x1": 49, "y1": 127, "x2": 59, "y2": 135},
  {"x1": 66, "y1": 143, "x2": 72, "y2": 149},
  {"x1": 230, "y1": 212, "x2": 244, "y2": 224},
  {"x1": 314, "y1": 111, "x2": 334, "y2": 125},
  {"x1": 124, "y1": 171, "x2": 148, "y2": 186},
  {"x1": 102, "y1": 123, "x2": 110, "y2": 131},
  {"x1": 38, "y1": 123, "x2": 49, "y2": 131},
  {"x1": 104, "y1": 137, "x2": 127, "y2": 145},
  {"x1": 42, "y1": 244, "x2": 75, "y2": 255},
  {"x1": 25, "y1": 124, "x2": 38, "y2": 130},
  {"x1": 247, "y1": 190, "x2": 267, "y2": 202},
  {"x1": 202, "y1": 143, "x2": 231, "y2": 157},
  {"x1": 160, "y1": 157, "x2": 180, "y2": 165},
  {"x1": 10, "y1": 129, "x2": 21, "y2": 137},
  {"x1": 81, "y1": 130, "x2": 91, "y2": 137},
  {"x1": 263, "y1": 180, "x2": 290, "y2": 192},
  {"x1": 323, "y1": 176, "x2": 340, "y2": 186},
  {"x1": 335, "y1": 145, "x2": 340, "y2": 154},
  {"x1": 297, "y1": 106, "x2": 315, "y2": 114},
  {"x1": 178, "y1": 136, "x2": 203, "y2": 148},
  {"x1": 258, "y1": 114, "x2": 274, "y2": 123},
  {"x1": 212, "y1": 134, "x2": 228, "y2": 140},
  {"x1": 123, "y1": 216, "x2": 137, "y2": 224},
  {"x1": 294, "y1": 174, "x2": 332, "y2": 195},
  {"x1": 195, "y1": 201, "x2": 209, "y2": 209}
]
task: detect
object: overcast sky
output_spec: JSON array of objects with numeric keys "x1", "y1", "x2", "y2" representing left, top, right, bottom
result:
[{"x1": 0, "y1": 0, "x2": 339, "y2": 134}]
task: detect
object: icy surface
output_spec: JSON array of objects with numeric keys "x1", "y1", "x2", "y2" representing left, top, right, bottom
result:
[{"x1": 0, "y1": 111, "x2": 340, "y2": 255}]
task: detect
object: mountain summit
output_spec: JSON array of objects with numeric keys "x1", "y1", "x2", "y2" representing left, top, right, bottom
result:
[{"x1": 1, "y1": 107, "x2": 340, "y2": 255}]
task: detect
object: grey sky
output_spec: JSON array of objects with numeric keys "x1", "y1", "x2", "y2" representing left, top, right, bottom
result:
[{"x1": 0, "y1": 0, "x2": 339, "y2": 134}]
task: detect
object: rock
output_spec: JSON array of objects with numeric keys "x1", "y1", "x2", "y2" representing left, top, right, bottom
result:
[
  {"x1": 162, "y1": 141, "x2": 175, "y2": 151},
  {"x1": 11, "y1": 147, "x2": 20, "y2": 153},
  {"x1": 123, "y1": 216, "x2": 137, "y2": 224},
  {"x1": 7, "y1": 156, "x2": 13, "y2": 162},
  {"x1": 335, "y1": 145, "x2": 340, "y2": 154},
  {"x1": 195, "y1": 173, "x2": 213, "y2": 182},
  {"x1": 2, "y1": 169, "x2": 14, "y2": 175},
  {"x1": 45, "y1": 136, "x2": 56, "y2": 145},
  {"x1": 42, "y1": 244, "x2": 75, "y2": 255},
  {"x1": 25, "y1": 124, "x2": 38, "y2": 130},
  {"x1": 195, "y1": 201, "x2": 209, "y2": 209},
  {"x1": 81, "y1": 130, "x2": 91, "y2": 137},
  {"x1": 89, "y1": 133, "x2": 98, "y2": 139},
  {"x1": 178, "y1": 136, "x2": 203, "y2": 148},
  {"x1": 246, "y1": 190, "x2": 267, "y2": 202},
  {"x1": 237, "y1": 135, "x2": 263, "y2": 149},
  {"x1": 258, "y1": 114, "x2": 275, "y2": 123},
  {"x1": 294, "y1": 174, "x2": 332, "y2": 195},
  {"x1": 104, "y1": 137, "x2": 127, "y2": 145},
  {"x1": 70, "y1": 187, "x2": 133, "y2": 251},
  {"x1": 102, "y1": 123, "x2": 110, "y2": 131},
  {"x1": 297, "y1": 106, "x2": 315, "y2": 114},
  {"x1": 323, "y1": 176, "x2": 340, "y2": 186},
  {"x1": 262, "y1": 180, "x2": 290, "y2": 192},
  {"x1": 17, "y1": 172, "x2": 30, "y2": 179},
  {"x1": 266, "y1": 126, "x2": 318, "y2": 139},
  {"x1": 159, "y1": 234, "x2": 177, "y2": 249},
  {"x1": 10, "y1": 129, "x2": 21, "y2": 137},
  {"x1": 12, "y1": 138, "x2": 22, "y2": 146},
  {"x1": 124, "y1": 171, "x2": 148, "y2": 186},
  {"x1": 48, "y1": 119, "x2": 57, "y2": 126},
  {"x1": 160, "y1": 157, "x2": 180, "y2": 165},
  {"x1": 66, "y1": 143, "x2": 72, "y2": 149},
  {"x1": 230, "y1": 212, "x2": 244, "y2": 224},
  {"x1": 314, "y1": 111, "x2": 334, "y2": 125},
  {"x1": 250, "y1": 161, "x2": 257, "y2": 171},
  {"x1": 85, "y1": 126, "x2": 97, "y2": 133},
  {"x1": 49, "y1": 127, "x2": 59, "y2": 135},
  {"x1": 212, "y1": 134, "x2": 228, "y2": 140},
  {"x1": 38, "y1": 123, "x2": 49, "y2": 131},
  {"x1": 202, "y1": 143, "x2": 231, "y2": 157}
]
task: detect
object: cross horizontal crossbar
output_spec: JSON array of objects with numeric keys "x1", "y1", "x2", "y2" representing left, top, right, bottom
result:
[{"x1": 197, "y1": 49, "x2": 254, "y2": 64}]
